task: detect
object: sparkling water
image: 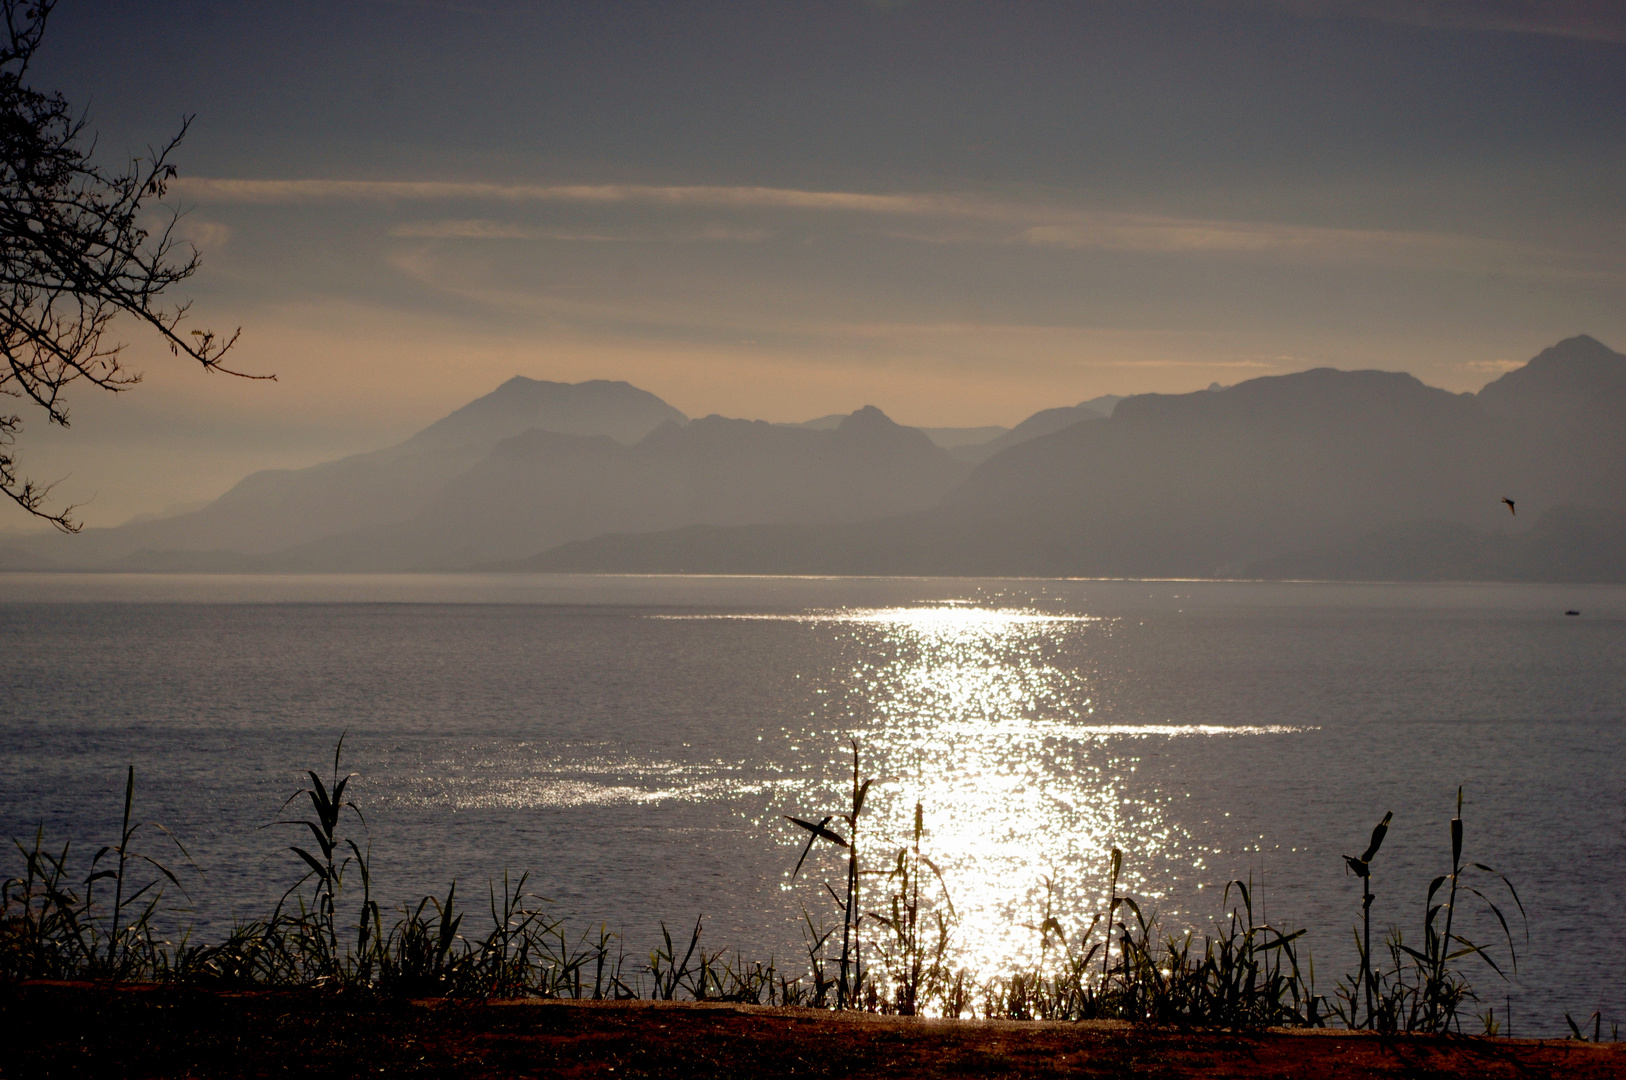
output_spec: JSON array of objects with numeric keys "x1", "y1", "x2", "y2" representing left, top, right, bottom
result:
[{"x1": 1, "y1": 573, "x2": 1620, "y2": 1034}]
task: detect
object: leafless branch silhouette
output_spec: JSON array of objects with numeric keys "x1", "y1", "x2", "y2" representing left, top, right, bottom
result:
[{"x1": 0, "y1": 0, "x2": 269, "y2": 530}]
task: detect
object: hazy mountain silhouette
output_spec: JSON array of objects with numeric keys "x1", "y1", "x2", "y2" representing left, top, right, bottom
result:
[
  {"x1": 789, "y1": 414, "x2": 850, "y2": 431},
  {"x1": 0, "y1": 544, "x2": 56, "y2": 570},
  {"x1": 1478, "y1": 334, "x2": 1626, "y2": 421},
  {"x1": 953, "y1": 394, "x2": 1122, "y2": 463},
  {"x1": 403, "y1": 376, "x2": 687, "y2": 449},
  {"x1": 12, "y1": 378, "x2": 686, "y2": 567},
  {"x1": 795, "y1": 415, "x2": 1010, "y2": 453},
  {"x1": 794, "y1": 396, "x2": 1123, "y2": 462},
  {"x1": 13, "y1": 336, "x2": 1623, "y2": 581},
  {"x1": 103, "y1": 405, "x2": 968, "y2": 571},
  {"x1": 1477, "y1": 334, "x2": 1626, "y2": 511},
  {"x1": 1241, "y1": 335, "x2": 1626, "y2": 580},
  {"x1": 918, "y1": 425, "x2": 1010, "y2": 452},
  {"x1": 525, "y1": 338, "x2": 1626, "y2": 581},
  {"x1": 939, "y1": 369, "x2": 1504, "y2": 574},
  {"x1": 527, "y1": 370, "x2": 1502, "y2": 575},
  {"x1": 1247, "y1": 507, "x2": 1626, "y2": 582}
]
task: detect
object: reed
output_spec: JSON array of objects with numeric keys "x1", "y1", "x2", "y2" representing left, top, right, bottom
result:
[
  {"x1": 1567, "y1": 1011, "x2": 1617, "y2": 1042},
  {"x1": 1338, "y1": 808, "x2": 1392, "y2": 1029},
  {"x1": 0, "y1": 745, "x2": 1574, "y2": 1036},
  {"x1": 643, "y1": 917, "x2": 806, "y2": 1004},
  {"x1": 867, "y1": 802, "x2": 956, "y2": 1015},
  {"x1": 1332, "y1": 789, "x2": 1525, "y2": 1034},
  {"x1": 267, "y1": 735, "x2": 378, "y2": 983},
  {"x1": 784, "y1": 739, "x2": 872, "y2": 1009},
  {"x1": 0, "y1": 766, "x2": 192, "y2": 983},
  {"x1": 777, "y1": 747, "x2": 1322, "y2": 1026},
  {"x1": 975, "y1": 857, "x2": 1322, "y2": 1027}
]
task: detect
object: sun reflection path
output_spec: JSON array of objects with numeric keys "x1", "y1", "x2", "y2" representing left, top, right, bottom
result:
[
  {"x1": 405, "y1": 605, "x2": 1314, "y2": 990},
  {"x1": 770, "y1": 606, "x2": 1314, "y2": 982}
]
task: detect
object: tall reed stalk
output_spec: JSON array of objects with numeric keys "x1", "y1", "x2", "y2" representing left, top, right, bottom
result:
[
  {"x1": 1, "y1": 765, "x2": 192, "y2": 983},
  {"x1": 868, "y1": 801, "x2": 957, "y2": 1014},
  {"x1": 1334, "y1": 790, "x2": 1524, "y2": 1033},
  {"x1": 785, "y1": 739, "x2": 872, "y2": 1009},
  {"x1": 271, "y1": 734, "x2": 378, "y2": 981},
  {"x1": 1340, "y1": 809, "x2": 1392, "y2": 1029}
]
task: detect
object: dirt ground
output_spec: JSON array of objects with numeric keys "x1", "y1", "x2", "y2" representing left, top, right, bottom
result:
[{"x1": 2, "y1": 983, "x2": 1622, "y2": 1079}]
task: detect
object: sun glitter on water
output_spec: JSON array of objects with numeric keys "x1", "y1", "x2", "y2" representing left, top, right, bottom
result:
[{"x1": 771, "y1": 605, "x2": 1312, "y2": 981}]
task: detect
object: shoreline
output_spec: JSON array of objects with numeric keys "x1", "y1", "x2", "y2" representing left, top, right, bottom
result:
[{"x1": 5, "y1": 984, "x2": 1621, "y2": 1078}]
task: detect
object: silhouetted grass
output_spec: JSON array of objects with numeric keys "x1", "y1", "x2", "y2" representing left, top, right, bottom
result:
[
  {"x1": 0, "y1": 743, "x2": 1577, "y2": 1036},
  {"x1": 1330, "y1": 789, "x2": 1526, "y2": 1034}
]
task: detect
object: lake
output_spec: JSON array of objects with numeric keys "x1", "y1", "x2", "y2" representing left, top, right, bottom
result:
[{"x1": 0, "y1": 573, "x2": 1621, "y2": 1034}]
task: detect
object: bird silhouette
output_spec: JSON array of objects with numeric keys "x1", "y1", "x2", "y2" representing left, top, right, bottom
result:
[{"x1": 1501, "y1": 497, "x2": 1516, "y2": 516}]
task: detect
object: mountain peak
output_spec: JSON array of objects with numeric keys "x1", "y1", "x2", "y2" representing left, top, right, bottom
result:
[
  {"x1": 1477, "y1": 335, "x2": 1626, "y2": 418},
  {"x1": 1530, "y1": 334, "x2": 1616, "y2": 364},
  {"x1": 494, "y1": 375, "x2": 564, "y2": 392},
  {"x1": 406, "y1": 377, "x2": 688, "y2": 449},
  {"x1": 839, "y1": 404, "x2": 893, "y2": 429},
  {"x1": 492, "y1": 376, "x2": 645, "y2": 395},
  {"x1": 836, "y1": 406, "x2": 945, "y2": 455}
]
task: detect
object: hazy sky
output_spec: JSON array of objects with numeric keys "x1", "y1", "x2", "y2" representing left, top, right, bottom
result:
[{"x1": 9, "y1": 0, "x2": 1624, "y2": 527}]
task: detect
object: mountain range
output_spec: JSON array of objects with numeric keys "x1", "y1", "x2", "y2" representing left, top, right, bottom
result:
[
  {"x1": 4, "y1": 379, "x2": 988, "y2": 571},
  {"x1": 525, "y1": 336, "x2": 1626, "y2": 581},
  {"x1": 8, "y1": 335, "x2": 1624, "y2": 582}
]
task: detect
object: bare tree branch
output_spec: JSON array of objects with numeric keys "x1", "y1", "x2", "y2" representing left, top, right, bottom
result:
[{"x1": 0, "y1": 0, "x2": 270, "y2": 531}]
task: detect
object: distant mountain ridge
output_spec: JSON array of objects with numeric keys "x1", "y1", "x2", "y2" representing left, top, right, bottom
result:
[
  {"x1": 1478, "y1": 334, "x2": 1626, "y2": 421},
  {"x1": 9, "y1": 378, "x2": 688, "y2": 566},
  {"x1": 9, "y1": 375, "x2": 1112, "y2": 571},
  {"x1": 526, "y1": 336, "x2": 1626, "y2": 581},
  {"x1": 11, "y1": 336, "x2": 1623, "y2": 581},
  {"x1": 234, "y1": 405, "x2": 970, "y2": 570},
  {"x1": 404, "y1": 377, "x2": 687, "y2": 450},
  {"x1": 955, "y1": 394, "x2": 1122, "y2": 463}
]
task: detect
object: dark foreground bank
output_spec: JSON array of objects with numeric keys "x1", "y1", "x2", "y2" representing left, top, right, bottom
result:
[{"x1": 2, "y1": 984, "x2": 1621, "y2": 1079}]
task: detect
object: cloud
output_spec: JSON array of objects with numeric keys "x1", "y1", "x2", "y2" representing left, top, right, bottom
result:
[
  {"x1": 171, "y1": 176, "x2": 1575, "y2": 272},
  {"x1": 1009, "y1": 215, "x2": 1552, "y2": 272},
  {"x1": 168, "y1": 178, "x2": 951, "y2": 215},
  {"x1": 387, "y1": 246, "x2": 1300, "y2": 376},
  {"x1": 390, "y1": 219, "x2": 617, "y2": 241},
  {"x1": 1456, "y1": 358, "x2": 1525, "y2": 373},
  {"x1": 388, "y1": 219, "x2": 775, "y2": 243},
  {"x1": 173, "y1": 218, "x2": 232, "y2": 250},
  {"x1": 1018, "y1": 219, "x2": 1370, "y2": 256}
]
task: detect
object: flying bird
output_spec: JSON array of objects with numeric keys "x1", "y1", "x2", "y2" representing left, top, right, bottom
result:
[{"x1": 1501, "y1": 497, "x2": 1516, "y2": 516}]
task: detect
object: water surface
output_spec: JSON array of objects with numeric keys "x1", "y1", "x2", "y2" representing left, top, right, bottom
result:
[{"x1": 1, "y1": 574, "x2": 1620, "y2": 1034}]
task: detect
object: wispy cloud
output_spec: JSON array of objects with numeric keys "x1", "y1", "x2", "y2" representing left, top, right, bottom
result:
[
  {"x1": 169, "y1": 178, "x2": 950, "y2": 214},
  {"x1": 1015, "y1": 218, "x2": 1431, "y2": 257},
  {"x1": 391, "y1": 219, "x2": 619, "y2": 241},
  {"x1": 386, "y1": 248, "x2": 1299, "y2": 375},
  {"x1": 172, "y1": 177, "x2": 1574, "y2": 271},
  {"x1": 173, "y1": 218, "x2": 232, "y2": 250},
  {"x1": 388, "y1": 218, "x2": 775, "y2": 243},
  {"x1": 1456, "y1": 357, "x2": 1525, "y2": 373}
]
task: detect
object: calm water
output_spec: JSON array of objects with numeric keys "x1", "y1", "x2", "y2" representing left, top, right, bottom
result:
[{"x1": 1, "y1": 574, "x2": 1621, "y2": 1034}]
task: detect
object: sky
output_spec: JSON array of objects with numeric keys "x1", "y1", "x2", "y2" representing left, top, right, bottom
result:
[{"x1": 8, "y1": 0, "x2": 1625, "y2": 528}]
